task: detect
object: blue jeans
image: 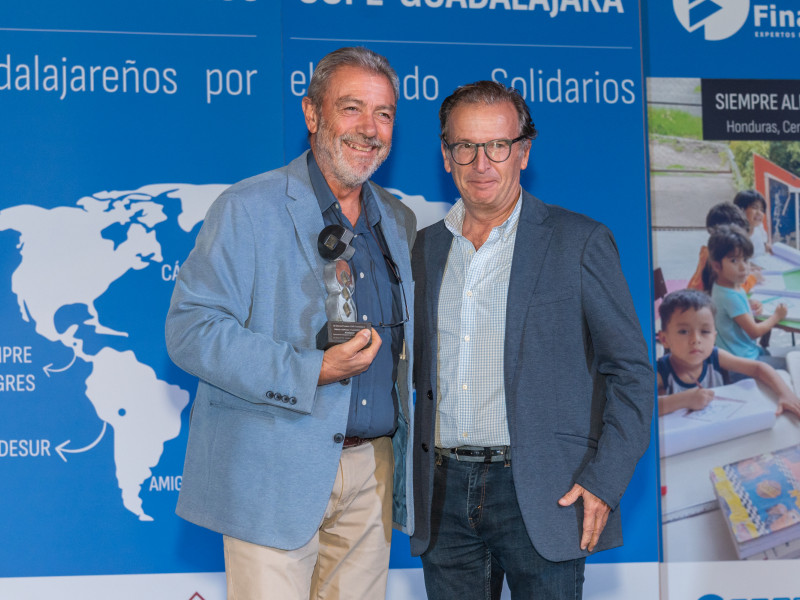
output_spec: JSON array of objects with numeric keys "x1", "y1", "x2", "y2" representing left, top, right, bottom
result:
[{"x1": 421, "y1": 453, "x2": 585, "y2": 600}]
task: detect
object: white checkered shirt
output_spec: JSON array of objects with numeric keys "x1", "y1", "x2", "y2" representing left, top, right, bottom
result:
[{"x1": 435, "y1": 194, "x2": 522, "y2": 448}]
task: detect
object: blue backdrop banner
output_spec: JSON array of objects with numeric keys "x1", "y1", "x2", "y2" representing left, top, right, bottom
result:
[
  {"x1": 0, "y1": 0, "x2": 282, "y2": 578},
  {"x1": 282, "y1": 0, "x2": 658, "y2": 569},
  {"x1": 1, "y1": 1, "x2": 660, "y2": 597}
]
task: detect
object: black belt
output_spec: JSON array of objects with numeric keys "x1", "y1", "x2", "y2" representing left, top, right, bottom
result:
[{"x1": 435, "y1": 445, "x2": 510, "y2": 463}]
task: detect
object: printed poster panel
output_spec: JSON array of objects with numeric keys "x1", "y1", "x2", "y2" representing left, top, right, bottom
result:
[
  {"x1": 284, "y1": 0, "x2": 659, "y2": 574},
  {"x1": 1, "y1": 0, "x2": 662, "y2": 598},
  {"x1": 0, "y1": 0, "x2": 282, "y2": 580},
  {"x1": 646, "y1": 1, "x2": 800, "y2": 597}
]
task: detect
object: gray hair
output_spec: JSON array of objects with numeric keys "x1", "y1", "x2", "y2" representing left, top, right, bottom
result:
[
  {"x1": 439, "y1": 80, "x2": 538, "y2": 142},
  {"x1": 307, "y1": 47, "x2": 399, "y2": 112}
]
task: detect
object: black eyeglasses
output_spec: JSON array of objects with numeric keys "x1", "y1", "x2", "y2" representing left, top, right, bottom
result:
[
  {"x1": 377, "y1": 252, "x2": 410, "y2": 328},
  {"x1": 444, "y1": 136, "x2": 528, "y2": 166}
]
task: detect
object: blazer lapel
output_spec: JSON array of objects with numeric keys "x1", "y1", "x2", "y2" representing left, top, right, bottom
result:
[
  {"x1": 504, "y1": 191, "x2": 554, "y2": 393},
  {"x1": 285, "y1": 151, "x2": 327, "y2": 294},
  {"x1": 424, "y1": 222, "x2": 454, "y2": 394},
  {"x1": 371, "y1": 184, "x2": 416, "y2": 375},
  {"x1": 370, "y1": 183, "x2": 412, "y2": 288}
]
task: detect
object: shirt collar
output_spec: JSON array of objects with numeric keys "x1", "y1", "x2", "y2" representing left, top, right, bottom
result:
[
  {"x1": 444, "y1": 189, "x2": 523, "y2": 241},
  {"x1": 307, "y1": 151, "x2": 381, "y2": 227}
]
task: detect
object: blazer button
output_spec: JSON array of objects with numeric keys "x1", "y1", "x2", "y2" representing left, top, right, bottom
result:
[
  {"x1": 427, "y1": 390, "x2": 433, "y2": 400},
  {"x1": 289, "y1": 397, "x2": 297, "y2": 405},
  {"x1": 421, "y1": 443, "x2": 429, "y2": 452},
  {"x1": 333, "y1": 433, "x2": 344, "y2": 444},
  {"x1": 275, "y1": 393, "x2": 283, "y2": 401},
  {"x1": 266, "y1": 391, "x2": 275, "y2": 399}
]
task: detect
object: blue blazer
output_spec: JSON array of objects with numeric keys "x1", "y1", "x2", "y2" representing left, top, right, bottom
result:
[
  {"x1": 410, "y1": 191, "x2": 653, "y2": 561},
  {"x1": 166, "y1": 151, "x2": 416, "y2": 549}
]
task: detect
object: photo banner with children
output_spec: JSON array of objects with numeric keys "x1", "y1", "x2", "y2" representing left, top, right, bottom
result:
[{"x1": 646, "y1": 1, "x2": 800, "y2": 598}]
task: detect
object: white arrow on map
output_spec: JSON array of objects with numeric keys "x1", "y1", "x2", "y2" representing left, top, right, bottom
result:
[
  {"x1": 56, "y1": 422, "x2": 108, "y2": 462},
  {"x1": 43, "y1": 352, "x2": 76, "y2": 377}
]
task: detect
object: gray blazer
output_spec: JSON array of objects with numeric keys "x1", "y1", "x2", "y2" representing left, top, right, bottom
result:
[
  {"x1": 410, "y1": 190, "x2": 653, "y2": 561},
  {"x1": 166, "y1": 151, "x2": 416, "y2": 549}
]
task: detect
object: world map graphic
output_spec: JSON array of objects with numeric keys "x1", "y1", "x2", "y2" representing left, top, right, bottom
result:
[{"x1": 0, "y1": 181, "x2": 444, "y2": 577}]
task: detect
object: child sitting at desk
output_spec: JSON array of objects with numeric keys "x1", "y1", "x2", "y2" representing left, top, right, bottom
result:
[
  {"x1": 688, "y1": 202, "x2": 753, "y2": 292},
  {"x1": 709, "y1": 224, "x2": 786, "y2": 364},
  {"x1": 734, "y1": 189, "x2": 771, "y2": 259},
  {"x1": 657, "y1": 288, "x2": 800, "y2": 417}
]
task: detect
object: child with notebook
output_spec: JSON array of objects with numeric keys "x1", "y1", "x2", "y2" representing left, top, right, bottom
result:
[
  {"x1": 709, "y1": 224, "x2": 786, "y2": 363},
  {"x1": 657, "y1": 288, "x2": 800, "y2": 417}
]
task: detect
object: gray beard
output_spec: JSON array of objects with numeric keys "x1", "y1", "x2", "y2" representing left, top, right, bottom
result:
[{"x1": 313, "y1": 122, "x2": 390, "y2": 190}]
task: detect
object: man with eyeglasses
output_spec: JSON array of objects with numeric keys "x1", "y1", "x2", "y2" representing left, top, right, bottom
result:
[
  {"x1": 410, "y1": 80, "x2": 653, "y2": 599},
  {"x1": 165, "y1": 47, "x2": 416, "y2": 600}
]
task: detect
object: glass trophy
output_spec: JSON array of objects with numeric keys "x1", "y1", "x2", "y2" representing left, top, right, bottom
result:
[{"x1": 316, "y1": 225, "x2": 371, "y2": 350}]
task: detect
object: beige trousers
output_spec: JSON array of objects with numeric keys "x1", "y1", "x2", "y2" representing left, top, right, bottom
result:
[{"x1": 223, "y1": 436, "x2": 394, "y2": 600}]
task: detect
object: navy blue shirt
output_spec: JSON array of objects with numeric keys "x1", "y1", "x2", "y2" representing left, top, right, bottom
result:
[{"x1": 308, "y1": 152, "x2": 403, "y2": 438}]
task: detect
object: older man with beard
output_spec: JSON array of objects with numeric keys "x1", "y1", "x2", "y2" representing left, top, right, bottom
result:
[{"x1": 165, "y1": 47, "x2": 416, "y2": 600}]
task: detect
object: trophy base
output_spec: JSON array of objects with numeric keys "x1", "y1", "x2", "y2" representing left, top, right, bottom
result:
[{"x1": 316, "y1": 321, "x2": 372, "y2": 350}]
